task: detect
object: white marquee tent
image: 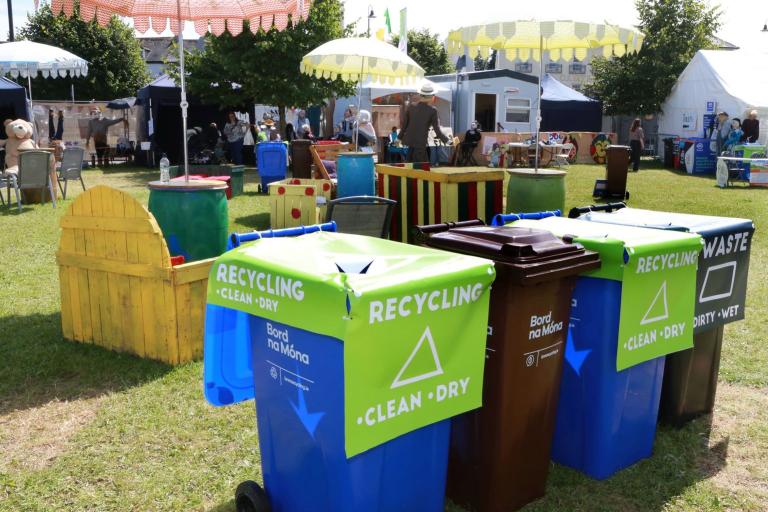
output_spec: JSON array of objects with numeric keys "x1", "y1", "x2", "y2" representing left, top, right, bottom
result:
[{"x1": 659, "y1": 49, "x2": 768, "y2": 145}]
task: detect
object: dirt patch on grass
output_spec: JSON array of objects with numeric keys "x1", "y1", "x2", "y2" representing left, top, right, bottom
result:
[
  {"x1": 699, "y1": 382, "x2": 768, "y2": 503},
  {"x1": 0, "y1": 397, "x2": 103, "y2": 472}
]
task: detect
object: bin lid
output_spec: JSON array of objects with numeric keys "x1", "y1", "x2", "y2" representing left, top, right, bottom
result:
[
  {"x1": 148, "y1": 179, "x2": 227, "y2": 190},
  {"x1": 580, "y1": 208, "x2": 754, "y2": 239},
  {"x1": 577, "y1": 208, "x2": 754, "y2": 334},
  {"x1": 512, "y1": 217, "x2": 702, "y2": 279},
  {"x1": 421, "y1": 225, "x2": 600, "y2": 285}
]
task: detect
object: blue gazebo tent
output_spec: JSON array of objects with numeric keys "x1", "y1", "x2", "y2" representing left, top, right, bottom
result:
[
  {"x1": 0, "y1": 77, "x2": 30, "y2": 131},
  {"x1": 540, "y1": 73, "x2": 602, "y2": 132},
  {"x1": 136, "y1": 74, "x2": 225, "y2": 165}
]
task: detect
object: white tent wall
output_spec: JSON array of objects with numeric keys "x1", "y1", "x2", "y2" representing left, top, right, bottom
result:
[{"x1": 659, "y1": 50, "x2": 768, "y2": 158}]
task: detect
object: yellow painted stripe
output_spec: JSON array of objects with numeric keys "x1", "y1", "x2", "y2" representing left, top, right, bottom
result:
[{"x1": 416, "y1": 178, "x2": 424, "y2": 226}]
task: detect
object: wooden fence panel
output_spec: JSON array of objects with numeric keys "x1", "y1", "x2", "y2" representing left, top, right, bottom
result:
[{"x1": 57, "y1": 186, "x2": 214, "y2": 364}]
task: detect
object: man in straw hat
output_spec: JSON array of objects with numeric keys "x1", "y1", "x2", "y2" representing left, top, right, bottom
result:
[{"x1": 400, "y1": 83, "x2": 449, "y2": 163}]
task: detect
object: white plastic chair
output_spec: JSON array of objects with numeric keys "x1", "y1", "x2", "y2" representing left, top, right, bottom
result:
[{"x1": 554, "y1": 143, "x2": 574, "y2": 168}]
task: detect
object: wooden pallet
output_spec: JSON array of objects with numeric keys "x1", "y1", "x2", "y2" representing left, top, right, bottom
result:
[{"x1": 56, "y1": 186, "x2": 214, "y2": 364}]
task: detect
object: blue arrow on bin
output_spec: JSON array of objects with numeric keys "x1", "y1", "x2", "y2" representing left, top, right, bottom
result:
[
  {"x1": 291, "y1": 385, "x2": 324, "y2": 439},
  {"x1": 564, "y1": 331, "x2": 590, "y2": 376}
]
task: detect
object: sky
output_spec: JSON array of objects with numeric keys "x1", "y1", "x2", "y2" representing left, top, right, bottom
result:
[{"x1": 1, "y1": 0, "x2": 767, "y2": 51}]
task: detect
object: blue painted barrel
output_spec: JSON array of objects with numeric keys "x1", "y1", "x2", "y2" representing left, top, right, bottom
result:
[{"x1": 337, "y1": 153, "x2": 375, "y2": 198}]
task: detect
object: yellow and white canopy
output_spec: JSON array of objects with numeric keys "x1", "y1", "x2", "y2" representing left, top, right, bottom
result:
[
  {"x1": 446, "y1": 20, "x2": 645, "y2": 62},
  {"x1": 301, "y1": 37, "x2": 425, "y2": 84}
]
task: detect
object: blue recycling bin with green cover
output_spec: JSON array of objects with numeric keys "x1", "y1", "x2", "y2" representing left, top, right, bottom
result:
[
  {"x1": 506, "y1": 217, "x2": 702, "y2": 479},
  {"x1": 572, "y1": 206, "x2": 754, "y2": 426},
  {"x1": 204, "y1": 229, "x2": 495, "y2": 511}
]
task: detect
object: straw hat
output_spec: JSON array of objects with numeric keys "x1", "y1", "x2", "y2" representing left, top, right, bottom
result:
[
  {"x1": 419, "y1": 82, "x2": 435, "y2": 97},
  {"x1": 263, "y1": 118, "x2": 275, "y2": 127}
]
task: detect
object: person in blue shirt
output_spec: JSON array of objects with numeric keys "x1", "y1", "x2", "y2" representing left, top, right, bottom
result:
[{"x1": 724, "y1": 118, "x2": 743, "y2": 151}]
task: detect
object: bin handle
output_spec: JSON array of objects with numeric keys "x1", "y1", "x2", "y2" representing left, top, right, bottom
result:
[
  {"x1": 490, "y1": 210, "x2": 561, "y2": 226},
  {"x1": 567, "y1": 202, "x2": 626, "y2": 219},
  {"x1": 228, "y1": 221, "x2": 337, "y2": 249},
  {"x1": 413, "y1": 219, "x2": 485, "y2": 238}
]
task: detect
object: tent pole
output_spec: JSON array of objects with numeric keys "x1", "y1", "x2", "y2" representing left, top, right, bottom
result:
[
  {"x1": 177, "y1": 0, "x2": 190, "y2": 181},
  {"x1": 355, "y1": 55, "x2": 366, "y2": 152},
  {"x1": 27, "y1": 74, "x2": 33, "y2": 116},
  {"x1": 534, "y1": 35, "x2": 542, "y2": 172}
]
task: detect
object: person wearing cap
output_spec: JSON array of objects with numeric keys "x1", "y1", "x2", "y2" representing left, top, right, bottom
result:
[
  {"x1": 741, "y1": 110, "x2": 760, "y2": 143},
  {"x1": 400, "y1": 83, "x2": 449, "y2": 163},
  {"x1": 714, "y1": 111, "x2": 731, "y2": 154},
  {"x1": 86, "y1": 107, "x2": 127, "y2": 166}
]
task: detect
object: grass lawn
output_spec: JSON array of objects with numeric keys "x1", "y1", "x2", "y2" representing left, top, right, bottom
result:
[{"x1": 1, "y1": 161, "x2": 766, "y2": 511}]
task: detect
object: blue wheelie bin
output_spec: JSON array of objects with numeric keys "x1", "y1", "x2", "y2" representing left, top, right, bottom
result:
[
  {"x1": 506, "y1": 216, "x2": 702, "y2": 479},
  {"x1": 257, "y1": 141, "x2": 288, "y2": 189},
  {"x1": 570, "y1": 204, "x2": 755, "y2": 426},
  {"x1": 203, "y1": 228, "x2": 495, "y2": 511}
]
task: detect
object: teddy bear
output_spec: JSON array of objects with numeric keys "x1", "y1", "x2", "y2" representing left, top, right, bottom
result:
[{"x1": 0, "y1": 118, "x2": 38, "y2": 175}]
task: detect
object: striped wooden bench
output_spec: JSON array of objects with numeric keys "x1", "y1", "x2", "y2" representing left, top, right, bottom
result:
[
  {"x1": 56, "y1": 186, "x2": 214, "y2": 364},
  {"x1": 309, "y1": 143, "x2": 349, "y2": 180}
]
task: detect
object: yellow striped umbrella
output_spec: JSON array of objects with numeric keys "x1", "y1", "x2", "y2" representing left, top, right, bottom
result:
[{"x1": 446, "y1": 20, "x2": 645, "y2": 170}]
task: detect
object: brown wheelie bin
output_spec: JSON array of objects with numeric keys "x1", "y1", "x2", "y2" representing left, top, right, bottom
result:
[{"x1": 415, "y1": 221, "x2": 600, "y2": 511}]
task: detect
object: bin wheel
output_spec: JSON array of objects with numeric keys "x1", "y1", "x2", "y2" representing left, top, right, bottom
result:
[
  {"x1": 235, "y1": 481, "x2": 271, "y2": 512},
  {"x1": 625, "y1": 191, "x2": 630, "y2": 200}
]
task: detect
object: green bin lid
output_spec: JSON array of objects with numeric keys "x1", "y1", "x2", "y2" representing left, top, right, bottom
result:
[{"x1": 513, "y1": 217, "x2": 702, "y2": 281}]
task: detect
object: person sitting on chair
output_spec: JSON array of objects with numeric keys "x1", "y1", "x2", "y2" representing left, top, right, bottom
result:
[
  {"x1": 458, "y1": 121, "x2": 482, "y2": 166},
  {"x1": 399, "y1": 83, "x2": 449, "y2": 163}
]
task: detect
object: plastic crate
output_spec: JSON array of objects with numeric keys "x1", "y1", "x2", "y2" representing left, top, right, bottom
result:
[{"x1": 268, "y1": 178, "x2": 333, "y2": 228}]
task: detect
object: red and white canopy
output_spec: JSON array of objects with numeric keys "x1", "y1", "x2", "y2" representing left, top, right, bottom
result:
[{"x1": 50, "y1": 0, "x2": 310, "y2": 36}]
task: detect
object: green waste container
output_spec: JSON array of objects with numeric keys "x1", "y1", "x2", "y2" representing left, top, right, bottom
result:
[
  {"x1": 224, "y1": 165, "x2": 245, "y2": 196},
  {"x1": 506, "y1": 169, "x2": 566, "y2": 214},
  {"x1": 148, "y1": 180, "x2": 229, "y2": 262}
]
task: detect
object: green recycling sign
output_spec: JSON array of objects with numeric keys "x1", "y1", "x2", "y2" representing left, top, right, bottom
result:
[
  {"x1": 617, "y1": 242, "x2": 701, "y2": 370},
  {"x1": 511, "y1": 218, "x2": 703, "y2": 371},
  {"x1": 344, "y1": 274, "x2": 492, "y2": 456},
  {"x1": 206, "y1": 232, "x2": 495, "y2": 457}
]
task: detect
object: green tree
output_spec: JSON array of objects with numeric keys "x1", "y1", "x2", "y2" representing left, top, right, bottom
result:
[
  {"x1": 18, "y1": 5, "x2": 149, "y2": 100},
  {"x1": 175, "y1": 0, "x2": 355, "y2": 130},
  {"x1": 392, "y1": 29, "x2": 452, "y2": 75},
  {"x1": 586, "y1": 0, "x2": 721, "y2": 114}
]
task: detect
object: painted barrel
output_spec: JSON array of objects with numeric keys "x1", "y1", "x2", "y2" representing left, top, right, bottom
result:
[
  {"x1": 506, "y1": 169, "x2": 566, "y2": 214},
  {"x1": 337, "y1": 152, "x2": 375, "y2": 198},
  {"x1": 148, "y1": 180, "x2": 229, "y2": 262}
]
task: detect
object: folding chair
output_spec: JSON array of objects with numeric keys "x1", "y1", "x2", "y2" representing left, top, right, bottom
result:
[
  {"x1": 57, "y1": 147, "x2": 86, "y2": 199},
  {"x1": 554, "y1": 143, "x2": 574, "y2": 168},
  {"x1": 325, "y1": 196, "x2": 397, "y2": 238}
]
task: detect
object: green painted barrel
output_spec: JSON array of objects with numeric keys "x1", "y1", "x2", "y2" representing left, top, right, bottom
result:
[
  {"x1": 227, "y1": 165, "x2": 245, "y2": 196},
  {"x1": 506, "y1": 169, "x2": 566, "y2": 214},
  {"x1": 148, "y1": 180, "x2": 229, "y2": 262}
]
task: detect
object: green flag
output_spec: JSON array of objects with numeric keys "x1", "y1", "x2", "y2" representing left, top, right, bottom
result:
[{"x1": 384, "y1": 8, "x2": 392, "y2": 34}]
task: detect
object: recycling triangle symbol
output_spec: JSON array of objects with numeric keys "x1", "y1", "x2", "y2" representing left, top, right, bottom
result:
[
  {"x1": 391, "y1": 326, "x2": 444, "y2": 389},
  {"x1": 641, "y1": 281, "x2": 669, "y2": 325}
]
